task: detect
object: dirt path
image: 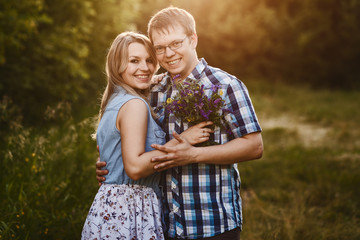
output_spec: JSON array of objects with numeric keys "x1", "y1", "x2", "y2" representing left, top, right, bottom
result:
[{"x1": 260, "y1": 115, "x2": 330, "y2": 148}]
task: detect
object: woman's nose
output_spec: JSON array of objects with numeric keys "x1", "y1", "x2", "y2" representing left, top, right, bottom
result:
[{"x1": 139, "y1": 60, "x2": 149, "y2": 70}]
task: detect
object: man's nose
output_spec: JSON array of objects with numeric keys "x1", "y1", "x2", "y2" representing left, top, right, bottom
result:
[{"x1": 165, "y1": 46, "x2": 175, "y2": 57}]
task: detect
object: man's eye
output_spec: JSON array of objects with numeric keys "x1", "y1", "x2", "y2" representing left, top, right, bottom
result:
[
  {"x1": 171, "y1": 41, "x2": 182, "y2": 48},
  {"x1": 155, "y1": 46, "x2": 164, "y2": 51}
]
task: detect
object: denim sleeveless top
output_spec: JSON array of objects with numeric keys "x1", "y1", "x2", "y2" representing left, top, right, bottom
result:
[{"x1": 96, "y1": 86, "x2": 166, "y2": 196}]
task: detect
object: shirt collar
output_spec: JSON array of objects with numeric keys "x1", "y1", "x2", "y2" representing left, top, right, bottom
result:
[
  {"x1": 164, "y1": 58, "x2": 207, "y2": 81},
  {"x1": 114, "y1": 85, "x2": 126, "y2": 94},
  {"x1": 188, "y1": 58, "x2": 207, "y2": 80},
  {"x1": 152, "y1": 58, "x2": 208, "y2": 91}
]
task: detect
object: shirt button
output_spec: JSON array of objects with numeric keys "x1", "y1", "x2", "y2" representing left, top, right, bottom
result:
[
  {"x1": 173, "y1": 206, "x2": 179, "y2": 213},
  {"x1": 171, "y1": 181, "x2": 177, "y2": 190}
]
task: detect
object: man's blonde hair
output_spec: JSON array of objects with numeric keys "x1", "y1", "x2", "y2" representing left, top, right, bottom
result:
[{"x1": 147, "y1": 7, "x2": 196, "y2": 42}]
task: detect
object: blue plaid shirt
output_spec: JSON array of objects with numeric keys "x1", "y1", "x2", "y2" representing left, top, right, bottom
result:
[{"x1": 150, "y1": 58, "x2": 261, "y2": 239}]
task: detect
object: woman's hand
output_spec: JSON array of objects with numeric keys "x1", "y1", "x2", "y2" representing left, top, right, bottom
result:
[{"x1": 180, "y1": 121, "x2": 214, "y2": 145}]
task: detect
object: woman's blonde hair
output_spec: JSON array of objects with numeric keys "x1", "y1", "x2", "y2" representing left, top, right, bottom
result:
[{"x1": 94, "y1": 32, "x2": 158, "y2": 138}]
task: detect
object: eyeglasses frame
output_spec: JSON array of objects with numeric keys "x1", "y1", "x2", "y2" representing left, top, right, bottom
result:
[{"x1": 154, "y1": 36, "x2": 188, "y2": 55}]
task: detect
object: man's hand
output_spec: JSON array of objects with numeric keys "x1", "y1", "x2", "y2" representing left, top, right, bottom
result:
[
  {"x1": 151, "y1": 73, "x2": 166, "y2": 85},
  {"x1": 96, "y1": 157, "x2": 108, "y2": 187},
  {"x1": 151, "y1": 132, "x2": 198, "y2": 172}
]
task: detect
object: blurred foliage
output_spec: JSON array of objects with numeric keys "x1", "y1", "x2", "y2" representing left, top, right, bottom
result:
[
  {"x1": 0, "y1": 0, "x2": 359, "y2": 239},
  {"x1": 0, "y1": 0, "x2": 138, "y2": 123},
  {"x1": 172, "y1": 0, "x2": 360, "y2": 89},
  {"x1": 1, "y1": 80, "x2": 359, "y2": 239},
  {"x1": 238, "y1": 80, "x2": 360, "y2": 240},
  {"x1": 0, "y1": 96, "x2": 97, "y2": 239},
  {"x1": 1, "y1": 0, "x2": 360, "y2": 124}
]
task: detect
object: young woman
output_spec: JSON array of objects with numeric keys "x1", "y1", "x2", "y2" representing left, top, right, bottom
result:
[{"x1": 81, "y1": 32, "x2": 212, "y2": 240}]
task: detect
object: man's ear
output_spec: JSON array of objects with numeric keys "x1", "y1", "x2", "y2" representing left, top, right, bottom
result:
[{"x1": 190, "y1": 33, "x2": 198, "y2": 49}]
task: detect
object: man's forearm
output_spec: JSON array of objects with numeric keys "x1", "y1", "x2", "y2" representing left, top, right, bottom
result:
[
  {"x1": 193, "y1": 132, "x2": 263, "y2": 165},
  {"x1": 151, "y1": 131, "x2": 263, "y2": 171}
]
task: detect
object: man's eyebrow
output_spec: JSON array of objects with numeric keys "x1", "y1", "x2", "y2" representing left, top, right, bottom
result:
[{"x1": 155, "y1": 39, "x2": 182, "y2": 46}]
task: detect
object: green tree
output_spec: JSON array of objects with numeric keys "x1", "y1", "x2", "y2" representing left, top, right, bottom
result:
[
  {"x1": 1, "y1": 0, "x2": 92, "y2": 122},
  {"x1": 0, "y1": 0, "x2": 140, "y2": 124},
  {"x1": 169, "y1": 0, "x2": 360, "y2": 89}
]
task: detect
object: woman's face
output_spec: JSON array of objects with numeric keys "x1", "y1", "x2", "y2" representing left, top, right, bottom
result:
[{"x1": 121, "y1": 42, "x2": 156, "y2": 90}]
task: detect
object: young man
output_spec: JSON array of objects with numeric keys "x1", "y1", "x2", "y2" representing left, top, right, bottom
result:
[{"x1": 96, "y1": 7, "x2": 263, "y2": 239}]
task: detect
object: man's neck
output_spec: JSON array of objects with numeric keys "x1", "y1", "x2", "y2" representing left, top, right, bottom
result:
[{"x1": 170, "y1": 58, "x2": 200, "y2": 83}]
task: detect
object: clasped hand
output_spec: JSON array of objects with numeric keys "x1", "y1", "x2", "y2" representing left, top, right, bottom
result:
[
  {"x1": 150, "y1": 121, "x2": 213, "y2": 171},
  {"x1": 95, "y1": 121, "x2": 212, "y2": 184},
  {"x1": 151, "y1": 131, "x2": 199, "y2": 172}
]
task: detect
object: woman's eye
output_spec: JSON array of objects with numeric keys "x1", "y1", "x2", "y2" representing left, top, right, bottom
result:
[{"x1": 130, "y1": 59, "x2": 138, "y2": 63}]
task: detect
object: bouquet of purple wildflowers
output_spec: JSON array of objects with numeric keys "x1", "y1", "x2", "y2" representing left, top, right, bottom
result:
[{"x1": 164, "y1": 76, "x2": 233, "y2": 145}]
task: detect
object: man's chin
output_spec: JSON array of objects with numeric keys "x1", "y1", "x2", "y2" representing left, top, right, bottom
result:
[{"x1": 168, "y1": 70, "x2": 181, "y2": 78}]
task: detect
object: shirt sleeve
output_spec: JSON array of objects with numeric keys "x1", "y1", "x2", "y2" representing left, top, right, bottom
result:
[{"x1": 223, "y1": 79, "x2": 262, "y2": 138}]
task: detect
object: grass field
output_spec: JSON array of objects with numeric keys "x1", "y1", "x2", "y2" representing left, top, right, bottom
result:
[
  {"x1": 1, "y1": 80, "x2": 359, "y2": 239},
  {"x1": 239, "y1": 80, "x2": 360, "y2": 240}
]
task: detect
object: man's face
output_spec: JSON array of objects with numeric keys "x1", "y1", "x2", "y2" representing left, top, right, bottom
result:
[{"x1": 151, "y1": 26, "x2": 199, "y2": 79}]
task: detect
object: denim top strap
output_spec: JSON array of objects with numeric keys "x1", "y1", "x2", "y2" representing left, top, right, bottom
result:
[{"x1": 96, "y1": 86, "x2": 166, "y2": 196}]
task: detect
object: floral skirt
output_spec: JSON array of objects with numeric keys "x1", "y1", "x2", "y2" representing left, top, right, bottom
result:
[{"x1": 81, "y1": 183, "x2": 164, "y2": 240}]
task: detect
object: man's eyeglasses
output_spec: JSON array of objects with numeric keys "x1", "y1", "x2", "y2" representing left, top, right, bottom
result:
[{"x1": 154, "y1": 36, "x2": 188, "y2": 55}]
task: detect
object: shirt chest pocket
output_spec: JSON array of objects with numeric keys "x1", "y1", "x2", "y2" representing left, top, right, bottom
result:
[
  {"x1": 146, "y1": 126, "x2": 166, "y2": 149},
  {"x1": 154, "y1": 129, "x2": 166, "y2": 145}
]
